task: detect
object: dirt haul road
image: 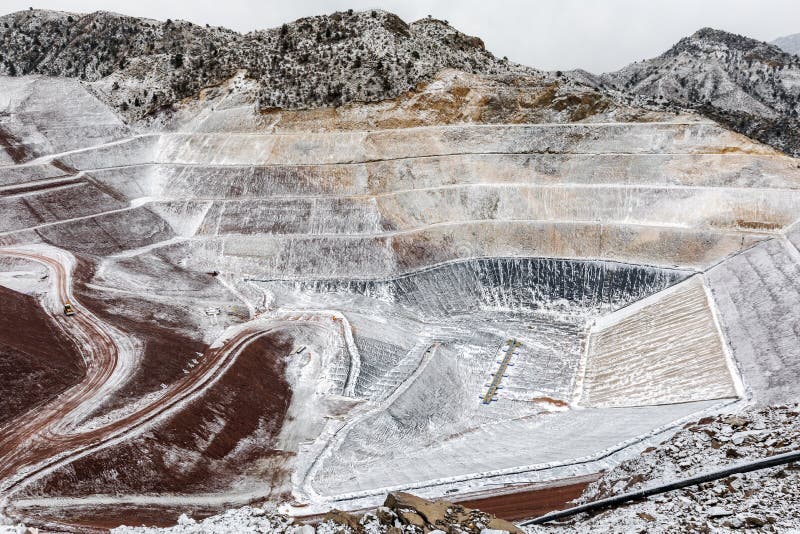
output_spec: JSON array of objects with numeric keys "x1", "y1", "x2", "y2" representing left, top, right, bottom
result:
[{"x1": 0, "y1": 247, "x2": 278, "y2": 504}]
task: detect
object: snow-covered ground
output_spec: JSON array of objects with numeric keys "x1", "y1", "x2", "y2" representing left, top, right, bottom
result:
[{"x1": 1, "y1": 70, "x2": 799, "y2": 529}]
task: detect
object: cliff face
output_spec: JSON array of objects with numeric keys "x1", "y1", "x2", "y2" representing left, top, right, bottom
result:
[{"x1": 0, "y1": 9, "x2": 527, "y2": 120}]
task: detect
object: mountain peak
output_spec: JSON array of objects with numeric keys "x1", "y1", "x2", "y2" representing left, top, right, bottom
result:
[
  {"x1": 691, "y1": 27, "x2": 739, "y2": 41},
  {"x1": 602, "y1": 26, "x2": 800, "y2": 155},
  {"x1": 691, "y1": 26, "x2": 727, "y2": 39},
  {"x1": 664, "y1": 27, "x2": 781, "y2": 57}
]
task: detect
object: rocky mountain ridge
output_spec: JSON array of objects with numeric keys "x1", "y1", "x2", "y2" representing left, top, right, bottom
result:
[
  {"x1": 2, "y1": 10, "x2": 800, "y2": 157},
  {"x1": 0, "y1": 8, "x2": 527, "y2": 121}
]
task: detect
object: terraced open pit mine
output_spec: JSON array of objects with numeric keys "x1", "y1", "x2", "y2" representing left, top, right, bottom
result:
[{"x1": 1, "y1": 65, "x2": 800, "y2": 531}]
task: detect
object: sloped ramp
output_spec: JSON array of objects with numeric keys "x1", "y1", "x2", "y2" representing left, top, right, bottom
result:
[{"x1": 578, "y1": 275, "x2": 740, "y2": 408}]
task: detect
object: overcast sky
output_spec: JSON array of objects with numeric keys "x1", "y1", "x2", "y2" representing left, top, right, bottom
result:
[{"x1": 2, "y1": 1, "x2": 799, "y2": 72}]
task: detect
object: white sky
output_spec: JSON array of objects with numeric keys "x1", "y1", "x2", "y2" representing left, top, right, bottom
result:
[{"x1": 2, "y1": 1, "x2": 799, "y2": 72}]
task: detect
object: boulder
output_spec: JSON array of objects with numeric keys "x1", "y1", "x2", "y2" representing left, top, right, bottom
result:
[
  {"x1": 322, "y1": 509, "x2": 362, "y2": 531},
  {"x1": 707, "y1": 506, "x2": 733, "y2": 518},
  {"x1": 383, "y1": 492, "x2": 523, "y2": 534},
  {"x1": 375, "y1": 505, "x2": 397, "y2": 524},
  {"x1": 385, "y1": 492, "x2": 450, "y2": 526},
  {"x1": 398, "y1": 510, "x2": 426, "y2": 528}
]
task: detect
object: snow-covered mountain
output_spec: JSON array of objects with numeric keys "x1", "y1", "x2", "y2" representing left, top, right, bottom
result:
[
  {"x1": 773, "y1": 32, "x2": 800, "y2": 56},
  {"x1": 600, "y1": 28, "x2": 800, "y2": 156},
  {"x1": 0, "y1": 8, "x2": 528, "y2": 120}
]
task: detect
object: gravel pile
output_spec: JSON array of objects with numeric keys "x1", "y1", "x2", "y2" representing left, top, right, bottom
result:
[{"x1": 528, "y1": 404, "x2": 800, "y2": 532}]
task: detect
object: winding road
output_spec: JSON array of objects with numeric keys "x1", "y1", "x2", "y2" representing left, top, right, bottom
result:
[
  {"x1": 0, "y1": 244, "x2": 365, "y2": 525},
  {"x1": 0, "y1": 246, "x2": 284, "y2": 502}
]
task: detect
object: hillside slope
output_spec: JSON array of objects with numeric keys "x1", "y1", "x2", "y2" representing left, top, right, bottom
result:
[
  {"x1": 0, "y1": 9, "x2": 527, "y2": 121},
  {"x1": 601, "y1": 28, "x2": 800, "y2": 156},
  {"x1": 773, "y1": 33, "x2": 800, "y2": 56}
]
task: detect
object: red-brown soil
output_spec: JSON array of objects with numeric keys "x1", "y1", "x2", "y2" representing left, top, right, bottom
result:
[
  {"x1": 73, "y1": 296, "x2": 207, "y2": 414},
  {"x1": 297, "y1": 475, "x2": 600, "y2": 525},
  {"x1": 20, "y1": 331, "x2": 295, "y2": 528},
  {"x1": 456, "y1": 475, "x2": 600, "y2": 521},
  {"x1": 0, "y1": 285, "x2": 85, "y2": 425},
  {"x1": 530, "y1": 396, "x2": 570, "y2": 407},
  {"x1": 69, "y1": 257, "x2": 216, "y2": 415},
  {"x1": 23, "y1": 504, "x2": 220, "y2": 532},
  {"x1": 0, "y1": 252, "x2": 294, "y2": 530},
  {"x1": 33, "y1": 475, "x2": 597, "y2": 532}
]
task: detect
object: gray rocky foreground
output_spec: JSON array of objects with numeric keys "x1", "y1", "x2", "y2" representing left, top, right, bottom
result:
[
  {"x1": 111, "y1": 492, "x2": 522, "y2": 534},
  {"x1": 528, "y1": 404, "x2": 800, "y2": 532}
]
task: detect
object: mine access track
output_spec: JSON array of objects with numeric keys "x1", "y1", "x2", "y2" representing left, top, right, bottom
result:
[{"x1": 482, "y1": 338, "x2": 520, "y2": 404}]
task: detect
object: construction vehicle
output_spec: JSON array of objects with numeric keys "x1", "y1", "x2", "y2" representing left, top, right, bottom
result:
[{"x1": 63, "y1": 302, "x2": 75, "y2": 316}]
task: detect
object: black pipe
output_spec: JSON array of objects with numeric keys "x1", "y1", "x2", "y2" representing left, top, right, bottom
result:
[{"x1": 520, "y1": 449, "x2": 800, "y2": 526}]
